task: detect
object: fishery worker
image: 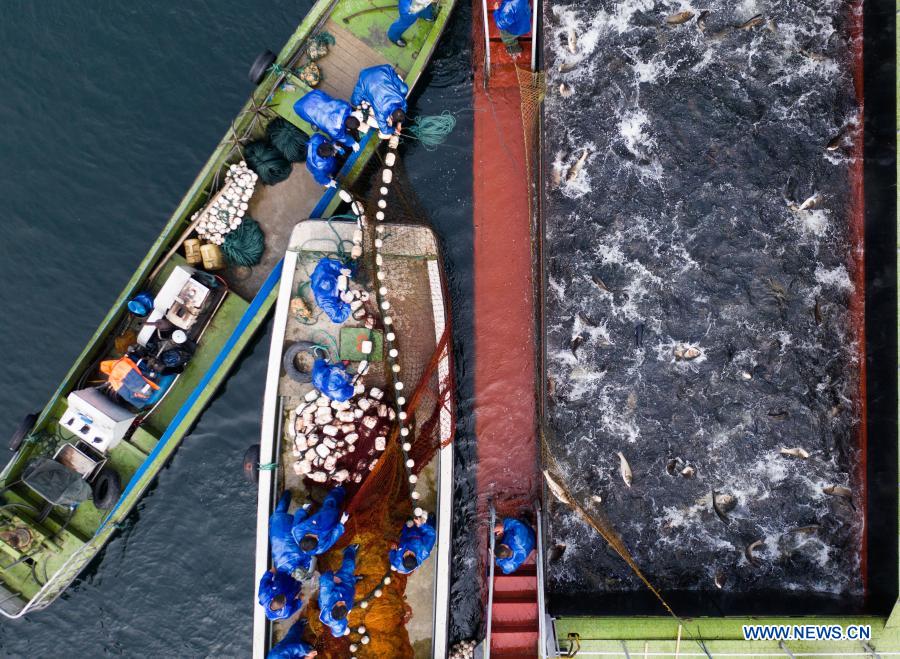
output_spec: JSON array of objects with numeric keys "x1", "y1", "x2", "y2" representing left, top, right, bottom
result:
[
  {"x1": 389, "y1": 512, "x2": 436, "y2": 574},
  {"x1": 494, "y1": 517, "x2": 535, "y2": 574},
  {"x1": 387, "y1": 0, "x2": 437, "y2": 48},
  {"x1": 319, "y1": 544, "x2": 361, "y2": 637},
  {"x1": 351, "y1": 64, "x2": 409, "y2": 138},
  {"x1": 270, "y1": 491, "x2": 314, "y2": 580},
  {"x1": 258, "y1": 567, "x2": 303, "y2": 621},
  {"x1": 293, "y1": 89, "x2": 363, "y2": 151},
  {"x1": 268, "y1": 619, "x2": 318, "y2": 659},
  {"x1": 305, "y1": 134, "x2": 347, "y2": 188},
  {"x1": 492, "y1": 0, "x2": 531, "y2": 55},
  {"x1": 292, "y1": 486, "x2": 350, "y2": 559}
]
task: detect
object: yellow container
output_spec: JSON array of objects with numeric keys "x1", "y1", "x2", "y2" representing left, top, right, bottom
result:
[
  {"x1": 200, "y1": 243, "x2": 225, "y2": 270},
  {"x1": 183, "y1": 238, "x2": 202, "y2": 265}
]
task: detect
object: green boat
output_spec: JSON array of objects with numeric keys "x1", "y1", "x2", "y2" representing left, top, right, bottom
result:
[{"x1": 0, "y1": 0, "x2": 454, "y2": 619}]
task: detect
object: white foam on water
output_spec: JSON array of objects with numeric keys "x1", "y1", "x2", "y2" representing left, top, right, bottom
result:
[{"x1": 815, "y1": 264, "x2": 854, "y2": 293}]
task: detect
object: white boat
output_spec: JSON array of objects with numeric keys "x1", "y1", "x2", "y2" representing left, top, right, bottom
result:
[{"x1": 252, "y1": 219, "x2": 455, "y2": 657}]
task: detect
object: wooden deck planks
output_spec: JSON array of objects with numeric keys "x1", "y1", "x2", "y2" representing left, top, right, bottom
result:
[{"x1": 317, "y1": 20, "x2": 391, "y2": 99}]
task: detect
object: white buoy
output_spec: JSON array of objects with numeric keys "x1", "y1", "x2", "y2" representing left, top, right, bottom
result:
[
  {"x1": 411, "y1": 491, "x2": 420, "y2": 500},
  {"x1": 406, "y1": 459, "x2": 414, "y2": 468},
  {"x1": 402, "y1": 442, "x2": 411, "y2": 451},
  {"x1": 395, "y1": 381, "x2": 404, "y2": 390},
  {"x1": 409, "y1": 474, "x2": 417, "y2": 484}
]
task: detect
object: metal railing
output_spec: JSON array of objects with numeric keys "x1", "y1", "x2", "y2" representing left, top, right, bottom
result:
[
  {"x1": 481, "y1": 0, "x2": 492, "y2": 88},
  {"x1": 535, "y1": 500, "x2": 548, "y2": 658},
  {"x1": 530, "y1": 0, "x2": 539, "y2": 72},
  {"x1": 486, "y1": 501, "x2": 497, "y2": 659}
]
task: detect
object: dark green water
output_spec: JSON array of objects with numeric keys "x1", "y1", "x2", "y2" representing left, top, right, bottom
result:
[{"x1": 0, "y1": 2, "x2": 473, "y2": 655}]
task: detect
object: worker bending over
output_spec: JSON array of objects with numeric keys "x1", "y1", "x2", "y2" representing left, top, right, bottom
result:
[
  {"x1": 258, "y1": 567, "x2": 303, "y2": 621},
  {"x1": 268, "y1": 619, "x2": 318, "y2": 659},
  {"x1": 270, "y1": 491, "x2": 314, "y2": 580},
  {"x1": 293, "y1": 89, "x2": 363, "y2": 151},
  {"x1": 305, "y1": 134, "x2": 347, "y2": 188},
  {"x1": 388, "y1": 0, "x2": 437, "y2": 48},
  {"x1": 291, "y1": 486, "x2": 349, "y2": 559},
  {"x1": 351, "y1": 64, "x2": 408, "y2": 139},
  {"x1": 389, "y1": 512, "x2": 436, "y2": 574},
  {"x1": 318, "y1": 544, "x2": 361, "y2": 637},
  {"x1": 492, "y1": 0, "x2": 531, "y2": 55},
  {"x1": 494, "y1": 517, "x2": 535, "y2": 574}
]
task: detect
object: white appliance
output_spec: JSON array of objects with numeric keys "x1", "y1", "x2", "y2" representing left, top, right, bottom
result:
[
  {"x1": 137, "y1": 266, "x2": 211, "y2": 345},
  {"x1": 59, "y1": 388, "x2": 136, "y2": 454}
]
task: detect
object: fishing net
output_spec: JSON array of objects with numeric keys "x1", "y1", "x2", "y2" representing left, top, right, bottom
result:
[
  {"x1": 267, "y1": 118, "x2": 309, "y2": 163},
  {"x1": 297, "y1": 149, "x2": 455, "y2": 656},
  {"x1": 515, "y1": 66, "x2": 546, "y2": 189},
  {"x1": 244, "y1": 140, "x2": 293, "y2": 185}
]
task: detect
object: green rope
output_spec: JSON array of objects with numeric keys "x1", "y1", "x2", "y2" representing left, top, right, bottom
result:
[
  {"x1": 267, "y1": 118, "x2": 309, "y2": 163},
  {"x1": 222, "y1": 216, "x2": 265, "y2": 267},
  {"x1": 313, "y1": 31, "x2": 336, "y2": 46},
  {"x1": 245, "y1": 140, "x2": 292, "y2": 185},
  {"x1": 405, "y1": 111, "x2": 457, "y2": 150},
  {"x1": 258, "y1": 462, "x2": 279, "y2": 471}
]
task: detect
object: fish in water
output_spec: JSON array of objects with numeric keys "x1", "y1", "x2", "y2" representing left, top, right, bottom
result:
[
  {"x1": 617, "y1": 451, "x2": 633, "y2": 487},
  {"x1": 735, "y1": 14, "x2": 765, "y2": 30},
  {"x1": 570, "y1": 334, "x2": 584, "y2": 357},
  {"x1": 567, "y1": 149, "x2": 589, "y2": 182},
  {"x1": 826, "y1": 131, "x2": 847, "y2": 151},
  {"x1": 665, "y1": 11, "x2": 694, "y2": 25},
  {"x1": 767, "y1": 410, "x2": 789, "y2": 420},
  {"x1": 591, "y1": 274, "x2": 611, "y2": 292},
  {"x1": 779, "y1": 447, "x2": 809, "y2": 459},
  {"x1": 745, "y1": 539, "x2": 764, "y2": 567},
  {"x1": 712, "y1": 491, "x2": 737, "y2": 523},
  {"x1": 673, "y1": 345, "x2": 701, "y2": 361},
  {"x1": 714, "y1": 568, "x2": 727, "y2": 589},
  {"x1": 795, "y1": 193, "x2": 821, "y2": 211},
  {"x1": 559, "y1": 83, "x2": 574, "y2": 98},
  {"x1": 551, "y1": 155, "x2": 565, "y2": 188},
  {"x1": 824, "y1": 484, "x2": 852, "y2": 499},
  {"x1": 634, "y1": 322, "x2": 644, "y2": 348},
  {"x1": 697, "y1": 10, "x2": 710, "y2": 32},
  {"x1": 680, "y1": 465, "x2": 696, "y2": 479},
  {"x1": 544, "y1": 470, "x2": 573, "y2": 506},
  {"x1": 779, "y1": 525, "x2": 821, "y2": 554},
  {"x1": 666, "y1": 458, "x2": 681, "y2": 476},
  {"x1": 548, "y1": 542, "x2": 567, "y2": 562},
  {"x1": 591, "y1": 494, "x2": 603, "y2": 504},
  {"x1": 567, "y1": 28, "x2": 577, "y2": 54}
]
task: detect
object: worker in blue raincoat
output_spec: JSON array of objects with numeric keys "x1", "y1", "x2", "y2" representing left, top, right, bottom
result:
[
  {"x1": 387, "y1": 0, "x2": 437, "y2": 48},
  {"x1": 292, "y1": 486, "x2": 349, "y2": 559},
  {"x1": 258, "y1": 568, "x2": 303, "y2": 621},
  {"x1": 389, "y1": 513, "x2": 436, "y2": 574},
  {"x1": 318, "y1": 544, "x2": 361, "y2": 637},
  {"x1": 351, "y1": 64, "x2": 409, "y2": 138},
  {"x1": 268, "y1": 619, "x2": 318, "y2": 659},
  {"x1": 305, "y1": 134, "x2": 347, "y2": 187},
  {"x1": 493, "y1": 517, "x2": 535, "y2": 574},
  {"x1": 270, "y1": 491, "x2": 314, "y2": 580},
  {"x1": 492, "y1": 0, "x2": 531, "y2": 54},
  {"x1": 293, "y1": 89, "x2": 362, "y2": 151}
]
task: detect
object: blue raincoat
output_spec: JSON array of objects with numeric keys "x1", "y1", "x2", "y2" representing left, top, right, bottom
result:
[
  {"x1": 312, "y1": 359, "x2": 355, "y2": 402},
  {"x1": 305, "y1": 133, "x2": 345, "y2": 186},
  {"x1": 493, "y1": 0, "x2": 531, "y2": 36},
  {"x1": 258, "y1": 570, "x2": 302, "y2": 621},
  {"x1": 293, "y1": 90, "x2": 357, "y2": 149},
  {"x1": 387, "y1": 0, "x2": 436, "y2": 44},
  {"x1": 350, "y1": 65, "x2": 409, "y2": 134},
  {"x1": 495, "y1": 517, "x2": 535, "y2": 575},
  {"x1": 291, "y1": 486, "x2": 346, "y2": 558},
  {"x1": 319, "y1": 544, "x2": 360, "y2": 637},
  {"x1": 310, "y1": 257, "x2": 354, "y2": 323},
  {"x1": 389, "y1": 514, "x2": 436, "y2": 574},
  {"x1": 270, "y1": 491, "x2": 313, "y2": 577},
  {"x1": 268, "y1": 619, "x2": 315, "y2": 659}
]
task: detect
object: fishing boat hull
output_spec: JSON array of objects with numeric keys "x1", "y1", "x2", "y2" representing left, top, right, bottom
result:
[{"x1": 253, "y1": 220, "x2": 455, "y2": 657}]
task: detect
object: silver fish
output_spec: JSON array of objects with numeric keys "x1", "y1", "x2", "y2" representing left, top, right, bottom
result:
[
  {"x1": 796, "y1": 193, "x2": 821, "y2": 211},
  {"x1": 779, "y1": 447, "x2": 810, "y2": 459},
  {"x1": 674, "y1": 345, "x2": 701, "y2": 361},
  {"x1": 824, "y1": 484, "x2": 852, "y2": 499},
  {"x1": 697, "y1": 10, "x2": 710, "y2": 32},
  {"x1": 712, "y1": 492, "x2": 736, "y2": 523},
  {"x1": 736, "y1": 14, "x2": 765, "y2": 30},
  {"x1": 559, "y1": 82, "x2": 574, "y2": 98},
  {"x1": 745, "y1": 539, "x2": 764, "y2": 567},
  {"x1": 617, "y1": 451, "x2": 633, "y2": 487},
  {"x1": 567, "y1": 28, "x2": 577, "y2": 54},
  {"x1": 544, "y1": 470, "x2": 573, "y2": 505},
  {"x1": 567, "y1": 149, "x2": 589, "y2": 182},
  {"x1": 714, "y1": 568, "x2": 727, "y2": 589},
  {"x1": 680, "y1": 465, "x2": 696, "y2": 479},
  {"x1": 665, "y1": 11, "x2": 694, "y2": 25}
]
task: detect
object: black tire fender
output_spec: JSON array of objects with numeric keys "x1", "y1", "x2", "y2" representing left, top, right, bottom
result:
[
  {"x1": 282, "y1": 340, "x2": 318, "y2": 383},
  {"x1": 249, "y1": 50, "x2": 277, "y2": 85},
  {"x1": 92, "y1": 468, "x2": 122, "y2": 511},
  {"x1": 9, "y1": 413, "x2": 38, "y2": 452},
  {"x1": 243, "y1": 444, "x2": 261, "y2": 484}
]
